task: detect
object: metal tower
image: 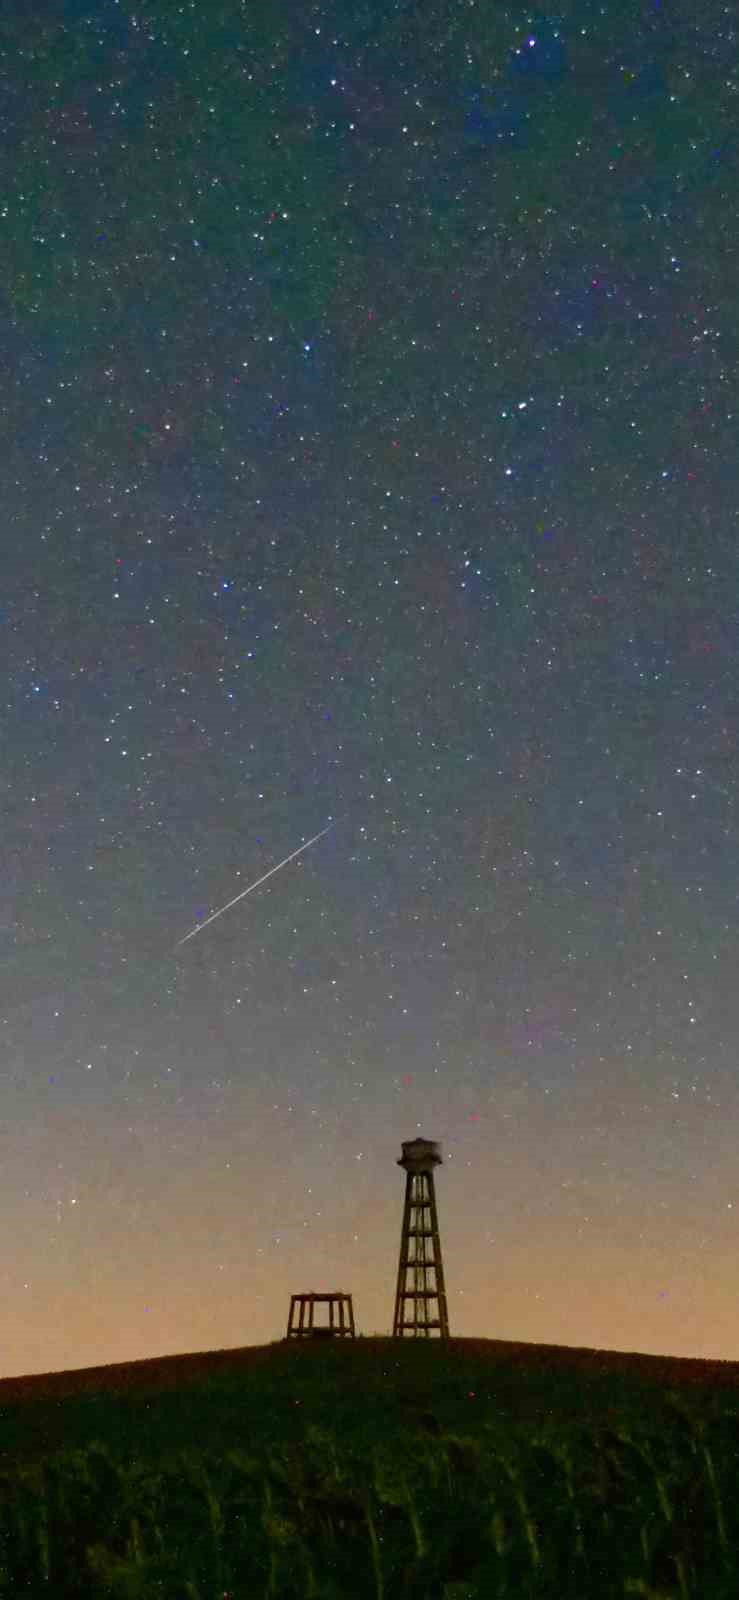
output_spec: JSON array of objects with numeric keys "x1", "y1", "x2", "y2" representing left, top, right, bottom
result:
[{"x1": 392, "y1": 1137, "x2": 450, "y2": 1338}]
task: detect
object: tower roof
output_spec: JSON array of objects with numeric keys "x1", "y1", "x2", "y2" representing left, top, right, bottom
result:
[{"x1": 397, "y1": 1137, "x2": 442, "y2": 1172}]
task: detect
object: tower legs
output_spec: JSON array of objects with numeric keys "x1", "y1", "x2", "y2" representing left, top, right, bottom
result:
[{"x1": 392, "y1": 1169, "x2": 450, "y2": 1337}]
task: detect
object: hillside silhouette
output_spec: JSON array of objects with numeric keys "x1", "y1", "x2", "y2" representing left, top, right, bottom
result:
[
  {"x1": 2, "y1": 1335, "x2": 739, "y2": 1596},
  {"x1": 3, "y1": 1332, "x2": 739, "y2": 1409}
]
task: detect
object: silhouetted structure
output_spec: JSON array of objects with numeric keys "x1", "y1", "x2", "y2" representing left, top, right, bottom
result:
[
  {"x1": 285, "y1": 1292, "x2": 356, "y2": 1339},
  {"x1": 392, "y1": 1138, "x2": 450, "y2": 1338}
]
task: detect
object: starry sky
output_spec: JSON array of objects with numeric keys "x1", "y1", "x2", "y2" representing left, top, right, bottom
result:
[{"x1": 2, "y1": 0, "x2": 739, "y2": 1379}]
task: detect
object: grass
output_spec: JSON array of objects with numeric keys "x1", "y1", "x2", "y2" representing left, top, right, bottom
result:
[{"x1": 1, "y1": 1334, "x2": 739, "y2": 1596}]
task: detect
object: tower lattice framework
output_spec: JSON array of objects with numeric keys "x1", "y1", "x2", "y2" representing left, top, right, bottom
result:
[{"x1": 392, "y1": 1137, "x2": 450, "y2": 1338}]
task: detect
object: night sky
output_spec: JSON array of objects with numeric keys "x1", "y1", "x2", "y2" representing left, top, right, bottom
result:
[{"x1": 3, "y1": 0, "x2": 739, "y2": 1380}]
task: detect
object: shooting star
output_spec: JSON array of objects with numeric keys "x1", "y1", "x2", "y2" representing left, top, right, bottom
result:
[{"x1": 175, "y1": 821, "x2": 336, "y2": 948}]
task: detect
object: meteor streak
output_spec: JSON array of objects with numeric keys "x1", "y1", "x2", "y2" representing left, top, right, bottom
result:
[{"x1": 175, "y1": 821, "x2": 335, "y2": 948}]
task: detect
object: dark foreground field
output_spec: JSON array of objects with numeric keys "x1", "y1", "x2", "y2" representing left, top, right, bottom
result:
[{"x1": 2, "y1": 1333, "x2": 739, "y2": 1597}]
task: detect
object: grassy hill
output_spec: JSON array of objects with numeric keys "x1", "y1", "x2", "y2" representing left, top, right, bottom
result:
[{"x1": 1, "y1": 1334, "x2": 739, "y2": 1597}]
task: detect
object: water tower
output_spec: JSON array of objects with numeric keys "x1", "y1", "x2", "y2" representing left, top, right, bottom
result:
[{"x1": 392, "y1": 1137, "x2": 450, "y2": 1338}]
